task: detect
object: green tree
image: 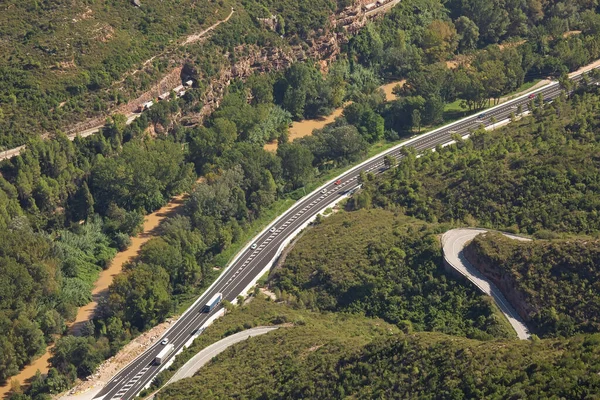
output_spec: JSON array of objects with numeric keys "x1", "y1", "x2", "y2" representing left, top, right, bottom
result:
[
  {"x1": 277, "y1": 143, "x2": 315, "y2": 189},
  {"x1": 455, "y1": 16, "x2": 479, "y2": 51}
]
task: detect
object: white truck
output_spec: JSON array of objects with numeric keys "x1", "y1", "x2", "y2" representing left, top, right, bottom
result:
[
  {"x1": 154, "y1": 343, "x2": 175, "y2": 365},
  {"x1": 203, "y1": 292, "x2": 222, "y2": 313}
]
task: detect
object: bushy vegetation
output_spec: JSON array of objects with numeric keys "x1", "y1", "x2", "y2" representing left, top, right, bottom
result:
[
  {"x1": 0, "y1": 218, "x2": 114, "y2": 384},
  {"x1": 468, "y1": 233, "x2": 600, "y2": 338},
  {"x1": 5, "y1": 0, "x2": 600, "y2": 396},
  {"x1": 362, "y1": 89, "x2": 600, "y2": 235},
  {"x1": 158, "y1": 298, "x2": 600, "y2": 400},
  {"x1": 0, "y1": 0, "x2": 235, "y2": 147},
  {"x1": 271, "y1": 209, "x2": 514, "y2": 340}
]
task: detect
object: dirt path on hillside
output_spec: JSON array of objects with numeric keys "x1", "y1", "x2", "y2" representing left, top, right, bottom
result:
[
  {"x1": 0, "y1": 181, "x2": 202, "y2": 398},
  {"x1": 183, "y1": 8, "x2": 234, "y2": 45}
]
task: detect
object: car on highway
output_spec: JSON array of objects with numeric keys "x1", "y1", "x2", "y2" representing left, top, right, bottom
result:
[
  {"x1": 251, "y1": 243, "x2": 257, "y2": 250},
  {"x1": 479, "y1": 113, "x2": 488, "y2": 118},
  {"x1": 334, "y1": 179, "x2": 342, "y2": 185},
  {"x1": 269, "y1": 227, "x2": 277, "y2": 233},
  {"x1": 528, "y1": 93, "x2": 536, "y2": 99},
  {"x1": 161, "y1": 338, "x2": 169, "y2": 345}
]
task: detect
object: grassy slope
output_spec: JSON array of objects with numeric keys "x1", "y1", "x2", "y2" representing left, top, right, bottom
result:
[{"x1": 152, "y1": 297, "x2": 399, "y2": 395}]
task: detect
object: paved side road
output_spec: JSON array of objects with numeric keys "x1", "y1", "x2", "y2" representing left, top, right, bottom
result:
[
  {"x1": 167, "y1": 326, "x2": 280, "y2": 384},
  {"x1": 441, "y1": 229, "x2": 531, "y2": 340}
]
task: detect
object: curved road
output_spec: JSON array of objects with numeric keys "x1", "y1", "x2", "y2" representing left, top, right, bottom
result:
[
  {"x1": 91, "y1": 70, "x2": 594, "y2": 400},
  {"x1": 441, "y1": 229, "x2": 531, "y2": 340},
  {"x1": 167, "y1": 326, "x2": 279, "y2": 384}
]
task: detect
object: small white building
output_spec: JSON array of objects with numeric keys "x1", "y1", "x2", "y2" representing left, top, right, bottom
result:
[
  {"x1": 158, "y1": 92, "x2": 170, "y2": 101},
  {"x1": 185, "y1": 80, "x2": 194, "y2": 87}
]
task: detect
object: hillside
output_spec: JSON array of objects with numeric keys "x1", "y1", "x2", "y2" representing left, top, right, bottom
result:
[
  {"x1": 4, "y1": 0, "x2": 600, "y2": 398},
  {"x1": 0, "y1": 0, "x2": 344, "y2": 147},
  {"x1": 158, "y1": 85, "x2": 600, "y2": 398},
  {"x1": 0, "y1": 0, "x2": 232, "y2": 146},
  {"x1": 362, "y1": 90, "x2": 600, "y2": 236},
  {"x1": 159, "y1": 297, "x2": 600, "y2": 399},
  {"x1": 270, "y1": 208, "x2": 514, "y2": 340},
  {"x1": 466, "y1": 233, "x2": 600, "y2": 338}
]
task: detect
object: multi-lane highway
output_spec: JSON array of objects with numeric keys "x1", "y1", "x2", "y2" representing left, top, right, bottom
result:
[{"x1": 94, "y1": 72, "x2": 591, "y2": 400}]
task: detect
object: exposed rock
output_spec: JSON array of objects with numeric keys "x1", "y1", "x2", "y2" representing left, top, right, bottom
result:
[{"x1": 463, "y1": 242, "x2": 537, "y2": 322}]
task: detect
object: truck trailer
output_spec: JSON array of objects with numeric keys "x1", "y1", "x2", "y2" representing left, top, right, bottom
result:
[
  {"x1": 155, "y1": 343, "x2": 175, "y2": 365},
  {"x1": 203, "y1": 292, "x2": 222, "y2": 313}
]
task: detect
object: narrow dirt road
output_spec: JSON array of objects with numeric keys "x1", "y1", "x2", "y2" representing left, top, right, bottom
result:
[{"x1": 183, "y1": 8, "x2": 234, "y2": 45}]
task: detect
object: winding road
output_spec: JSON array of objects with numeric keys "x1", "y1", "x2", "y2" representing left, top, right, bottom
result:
[
  {"x1": 441, "y1": 229, "x2": 531, "y2": 340},
  {"x1": 77, "y1": 69, "x2": 595, "y2": 400}
]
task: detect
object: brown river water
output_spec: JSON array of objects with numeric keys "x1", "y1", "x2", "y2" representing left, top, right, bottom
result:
[
  {"x1": 264, "y1": 80, "x2": 404, "y2": 152},
  {"x1": 0, "y1": 188, "x2": 194, "y2": 397}
]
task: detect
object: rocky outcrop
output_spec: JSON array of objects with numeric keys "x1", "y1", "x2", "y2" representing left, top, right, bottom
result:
[
  {"x1": 182, "y1": 0, "x2": 400, "y2": 125},
  {"x1": 463, "y1": 242, "x2": 537, "y2": 323},
  {"x1": 63, "y1": 0, "x2": 402, "y2": 135}
]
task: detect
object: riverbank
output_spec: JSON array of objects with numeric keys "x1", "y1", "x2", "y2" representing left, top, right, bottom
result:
[
  {"x1": 0, "y1": 184, "x2": 198, "y2": 398},
  {"x1": 263, "y1": 79, "x2": 405, "y2": 152}
]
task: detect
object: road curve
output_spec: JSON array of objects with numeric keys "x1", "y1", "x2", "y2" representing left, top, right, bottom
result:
[
  {"x1": 441, "y1": 229, "x2": 531, "y2": 340},
  {"x1": 167, "y1": 326, "x2": 280, "y2": 384},
  {"x1": 87, "y1": 69, "x2": 596, "y2": 400}
]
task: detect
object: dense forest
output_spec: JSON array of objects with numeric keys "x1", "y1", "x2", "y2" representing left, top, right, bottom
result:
[
  {"x1": 468, "y1": 233, "x2": 600, "y2": 338},
  {"x1": 159, "y1": 298, "x2": 600, "y2": 400},
  {"x1": 4, "y1": 0, "x2": 600, "y2": 398}
]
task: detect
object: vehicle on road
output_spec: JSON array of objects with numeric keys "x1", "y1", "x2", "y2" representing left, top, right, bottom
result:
[
  {"x1": 479, "y1": 113, "x2": 488, "y2": 118},
  {"x1": 528, "y1": 93, "x2": 536, "y2": 99},
  {"x1": 251, "y1": 243, "x2": 257, "y2": 250},
  {"x1": 161, "y1": 338, "x2": 169, "y2": 345},
  {"x1": 203, "y1": 292, "x2": 223, "y2": 313},
  {"x1": 155, "y1": 344, "x2": 175, "y2": 365},
  {"x1": 334, "y1": 179, "x2": 342, "y2": 185}
]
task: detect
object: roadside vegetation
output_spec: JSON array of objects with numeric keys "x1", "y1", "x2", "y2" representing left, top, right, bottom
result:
[
  {"x1": 270, "y1": 209, "x2": 514, "y2": 340},
  {"x1": 156, "y1": 85, "x2": 600, "y2": 398},
  {"x1": 4, "y1": 0, "x2": 600, "y2": 398},
  {"x1": 358, "y1": 88, "x2": 600, "y2": 236}
]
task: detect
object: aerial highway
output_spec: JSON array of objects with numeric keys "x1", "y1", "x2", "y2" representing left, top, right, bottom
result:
[{"x1": 93, "y1": 72, "x2": 590, "y2": 400}]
